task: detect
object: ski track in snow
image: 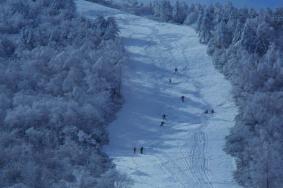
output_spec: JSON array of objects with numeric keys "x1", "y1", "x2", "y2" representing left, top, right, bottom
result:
[{"x1": 76, "y1": 1, "x2": 242, "y2": 188}]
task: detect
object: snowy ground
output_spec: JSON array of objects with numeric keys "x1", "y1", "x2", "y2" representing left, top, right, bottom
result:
[{"x1": 77, "y1": 1, "x2": 241, "y2": 187}]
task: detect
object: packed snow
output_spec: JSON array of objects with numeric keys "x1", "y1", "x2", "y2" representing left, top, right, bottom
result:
[{"x1": 77, "y1": 1, "x2": 242, "y2": 187}]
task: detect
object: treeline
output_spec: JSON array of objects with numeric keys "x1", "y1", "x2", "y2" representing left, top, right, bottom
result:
[
  {"x1": 118, "y1": 1, "x2": 283, "y2": 188},
  {"x1": 0, "y1": 0, "x2": 130, "y2": 187}
]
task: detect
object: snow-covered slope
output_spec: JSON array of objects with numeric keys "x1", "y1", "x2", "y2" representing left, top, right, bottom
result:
[{"x1": 76, "y1": 1, "x2": 241, "y2": 187}]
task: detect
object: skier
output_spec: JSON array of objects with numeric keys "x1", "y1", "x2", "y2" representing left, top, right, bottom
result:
[
  {"x1": 204, "y1": 110, "x2": 209, "y2": 114},
  {"x1": 134, "y1": 147, "x2": 137, "y2": 154},
  {"x1": 162, "y1": 114, "x2": 167, "y2": 120},
  {"x1": 169, "y1": 78, "x2": 172, "y2": 84},
  {"x1": 111, "y1": 88, "x2": 116, "y2": 98},
  {"x1": 181, "y1": 96, "x2": 185, "y2": 102},
  {"x1": 174, "y1": 67, "x2": 178, "y2": 73},
  {"x1": 211, "y1": 109, "x2": 215, "y2": 114},
  {"x1": 160, "y1": 121, "x2": 165, "y2": 127},
  {"x1": 140, "y1": 147, "x2": 144, "y2": 154}
]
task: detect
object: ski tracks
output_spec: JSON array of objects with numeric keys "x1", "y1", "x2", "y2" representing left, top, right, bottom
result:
[{"x1": 150, "y1": 24, "x2": 215, "y2": 188}]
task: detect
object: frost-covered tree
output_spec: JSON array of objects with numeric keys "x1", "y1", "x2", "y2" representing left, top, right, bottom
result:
[
  {"x1": 173, "y1": 1, "x2": 188, "y2": 24},
  {"x1": 152, "y1": 0, "x2": 161, "y2": 17},
  {"x1": 0, "y1": 0, "x2": 126, "y2": 187},
  {"x1": 240, "y1": 18, "x2": 273, "y2": 56},
  {"x1": 184, "y1": 4, "x2": 203, "y2": 26},
  {"x1": 160, "y1": 0, "x2": 173, "y2": 22},
  {"x1": 103, "y1": 17, "x2": 120, "y2": 40},
  {"x1": 208, "y1": 20, "x2": 233, "y2": 55},
  {"x1": 198, "y1": 5, "x2": 215, "y2": 43},
  {"x1": 226, "y1": 91, "x2": 283, "y2": 188}
]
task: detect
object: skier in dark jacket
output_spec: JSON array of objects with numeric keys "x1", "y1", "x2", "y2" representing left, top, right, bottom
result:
[
  {"x1": 162, "y1": 114, "x2": 167, "y2": 120},
  {"x1": 169, "y1": 78, "x2": 172, "y2": 84},
  {"x1": 181, "y1": 96, "x2": 185, "y2": 102},
  {"x1": 134, "y1": 147, "x2": 137, "y2": 154},
  {"x1": 160, "y1": 121, "x2": 165, "y2": 127},
  {"x1": 140, "y1": 147, "x2": 144, "y2": 154},
  {"x1": 174, "y1": 67, "x2": 178, "y2": 73}
]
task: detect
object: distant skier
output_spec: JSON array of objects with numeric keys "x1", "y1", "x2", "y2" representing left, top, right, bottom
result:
[
  {"x1": 140, "y1": 147, "x2": 144, "y2": 154},
  {"x1": 204, "y1": 109, "x2": 214, "y2": 114},
  {"x1": 162, "y1": 114, "x2": 167, "y2": 120},
  {"x1": 111, "y1": 88, "x2": 116, "y2": 98},
  {"x1": 174, "y1": 67, "x2": 178, "y2": 73},
  {"x1": 181, "y1": 96, "x2": 185, "y2": 102},
  {"x1": 134, "y1": 147, "x2": 137, "y2": 154},
  {"x1": 169, "y1": 78, "x2": 172, "y2": 84},
  {"x1": 160, "y1": 121, "x2": 165, "y2": 127}
]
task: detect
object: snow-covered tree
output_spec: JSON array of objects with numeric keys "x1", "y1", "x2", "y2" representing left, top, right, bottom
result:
[
  {"x1": 159, "y1": 0, "x2": 173, "y2": 22},
  {"x1": 173, "y1": 1, "x2": 188, "y2": 24},
  {"x1": 208, "y1": 20, "x2": 233, "y2": 55},
  {"x1": 240, "y1": 19, "x2": 258, "y2": 53},
  {"x1": 198, "y1": 5, "x2": 215, "y2": 43},
  {"x1": 104, "y1": 17, "x2": 120, "y2": 40},
  {"x1": 0, "y1": 0, "x2": 125, "y2": 187}
]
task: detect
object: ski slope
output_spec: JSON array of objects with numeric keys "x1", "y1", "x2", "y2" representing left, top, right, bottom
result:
[{"x1": 76, "y1": 1, "x2": 241, "y2": 188}]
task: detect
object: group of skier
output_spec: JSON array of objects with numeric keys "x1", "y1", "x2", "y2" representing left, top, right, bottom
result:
[
  {"x1": 134, "y1": 67, "x2": 215, "y2": 155},
  {"x1": 172, "y1": 67, "x2": 215, "y2": 113},
  {"x1": 160, "y1": 69, "x2": 187, "y2": 128},
  {"x1": 204, "y1": 109, "x2": 215, "y2": 114}
]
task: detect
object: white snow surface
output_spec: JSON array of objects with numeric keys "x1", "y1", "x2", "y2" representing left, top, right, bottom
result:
[{"x1": 77, "y1": 1, "x2": 241, "y2": 188}]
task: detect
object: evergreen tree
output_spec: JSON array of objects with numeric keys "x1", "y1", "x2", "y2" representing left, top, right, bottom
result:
[
  {"x1": 173, "y1": 1, "x2": 188, "y2": 24},
  {"x1": 160, "y1": 0, "x2": 173, "y2": 22},
  {"x1": 199, "y1": 6, "x2": 215, "y2": 43}
]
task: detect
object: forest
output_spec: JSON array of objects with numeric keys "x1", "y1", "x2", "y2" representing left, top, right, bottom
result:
[{"x1": 0, "y1": 0, "x2": 127, "y2": 187}]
